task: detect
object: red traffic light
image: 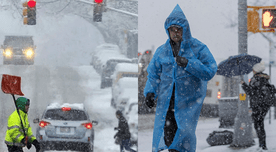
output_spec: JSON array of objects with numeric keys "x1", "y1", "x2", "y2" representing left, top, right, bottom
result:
[
  {"x1": 27, "y1": 0, "x2": 36, "y2": 8},
  {"x1": 95, "y1": 0, "x2": 103, "y2": 4}
]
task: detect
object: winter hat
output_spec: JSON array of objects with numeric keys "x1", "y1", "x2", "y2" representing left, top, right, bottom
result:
[
  {"x1": 16, "y1": 97, "x2": 30, "y2": 113},
  {"x1": 116, "y1": 110, "x2": 122, "y2": 117},
  {"x1": 253, "y1": 62, "x2": 265, "y2": 73}
]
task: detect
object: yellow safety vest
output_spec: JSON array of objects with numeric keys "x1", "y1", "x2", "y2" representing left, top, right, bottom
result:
[{"x1": 5, "y1": 109, "x2": 36, "y2": 147}]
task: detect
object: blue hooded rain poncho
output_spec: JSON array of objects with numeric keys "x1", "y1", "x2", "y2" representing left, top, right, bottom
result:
[{"x1": 144, "y1": 4, "x2": 217, "y2": 152}]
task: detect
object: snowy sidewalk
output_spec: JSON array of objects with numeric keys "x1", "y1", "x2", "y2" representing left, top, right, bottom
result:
[{"x1": 139, "y1": 110, "x2": 276, "y2": 152}]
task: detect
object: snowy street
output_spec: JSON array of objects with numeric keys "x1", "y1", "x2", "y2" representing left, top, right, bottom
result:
[
  {"x1": 0, "y1": 65, "x2": 134, "y2": 152},
  {"x1": 139, "y1": 111, "x2": 276, "y2": 152}
]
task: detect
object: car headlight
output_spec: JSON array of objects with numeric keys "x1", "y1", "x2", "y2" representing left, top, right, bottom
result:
[
  {"x1": 138, "y1": 63, "x2": 143, "y2": 68},
  {"x1": 3, "y1": 48, "x2": 13, "y2": 57},
  {"x1": 24, "y1": 48, "x2": 34, "y2": 58}
]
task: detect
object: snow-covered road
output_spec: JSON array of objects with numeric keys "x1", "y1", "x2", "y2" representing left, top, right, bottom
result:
[
  {"x1": 139, "y1": 112, "x2": 276, "y2": 152},
  {"x1": 0, "y1": 65, "x2": 130, "y2": 152}
]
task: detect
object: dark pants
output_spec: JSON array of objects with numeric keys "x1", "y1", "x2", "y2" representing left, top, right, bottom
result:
[
  {"x1": 7, "y1": 145, "x2": 23, "y2": 152},
  {"x1": 120, "y1": 139, "x2": 136, "y2": 152},
  {"x1": 164, "y1": 85, "x2": 178, "y2": 152},
  {"x1": 252, "y1": 106, "x2": 270, "y2": 148}
]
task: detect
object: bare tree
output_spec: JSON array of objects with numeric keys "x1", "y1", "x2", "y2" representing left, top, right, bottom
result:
[{"x1": 0, "y1": 0, "x2": 138, "y2": 55}]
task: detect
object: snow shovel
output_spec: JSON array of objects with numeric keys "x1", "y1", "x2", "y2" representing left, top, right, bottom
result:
[{"x1": 1, "y1": 74, "x2": 27, "y2": 145}]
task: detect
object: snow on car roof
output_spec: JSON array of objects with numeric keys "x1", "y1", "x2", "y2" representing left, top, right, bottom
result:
[
  {"x1": 100, "y1": 55, "x2": 129, "y2": 65},
  {"x1": 115, "y1": 63, "x2": 138, "y2": 73},
  {"x1": 46, "y1": 102, "x2": 84, "y2": 110}
]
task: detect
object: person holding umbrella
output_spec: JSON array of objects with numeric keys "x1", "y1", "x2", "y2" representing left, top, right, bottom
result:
[
  {"x1": 241, "y1": 62, "x2": 276, "y2": 150},
  {"x1": 5, "y1": 97, "x2": 41, "y2": 152},
  {"x1": 143, "y1": 4, "x2": 217, "y2": 152}
]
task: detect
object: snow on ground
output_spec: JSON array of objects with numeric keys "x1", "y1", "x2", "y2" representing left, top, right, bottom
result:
[
  {"x1": 0, "y1": 65, "x2": 137, "y2": 152},
  {"x1": 77, "y1": 66, "x2": 122, "y2": 152},
  {"x1": 139, "y1": 109, "x2": 276, "y2": 152}
]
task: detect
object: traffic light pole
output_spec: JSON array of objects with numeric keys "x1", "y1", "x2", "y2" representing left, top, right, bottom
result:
[{"x1": 230, "y1": 0, "x2": 254, "y2": 148}]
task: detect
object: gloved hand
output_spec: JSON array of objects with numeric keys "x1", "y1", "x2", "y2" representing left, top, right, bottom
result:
[
  {"x1": 32, "y1": 139, "x2": 40, "y2": 152},
  {"x1": 27, "y1": 141, "x2": 32, "y2": 149},
  {"x1": 145, "y1": 93, "x2": 155, "y2": 108},
  {"x1": 176, "y1": 56, "x2": 188, "y2": 68}
]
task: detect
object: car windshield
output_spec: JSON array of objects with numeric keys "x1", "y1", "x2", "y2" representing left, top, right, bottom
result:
[{"x1": 44, "y1": 109, "x2": 87, "y2": 121}]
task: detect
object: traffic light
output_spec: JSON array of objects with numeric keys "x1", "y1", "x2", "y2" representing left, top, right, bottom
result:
[
  {"x1": 93, "y1": 0, "x2": 104, "y2": 22},
  {"x1": 247, "y1": 10, "x2": 259, "y2": 33},
  {"x1": 262, "y1": 9, "x2": 276, "y2": 28},
  {"x1": 23, "y1": 0, "x2": 36, "y2": 25},
  {"x1": 94, "y1": 0, "x2": 103, "y2": 3}
]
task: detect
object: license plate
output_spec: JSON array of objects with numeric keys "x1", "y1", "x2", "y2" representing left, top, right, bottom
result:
[{"x1": 60, "y1": 127, "x2": 70, "y2": 133}]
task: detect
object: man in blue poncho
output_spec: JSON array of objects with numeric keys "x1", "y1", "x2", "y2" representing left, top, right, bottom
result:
[{"x1": 144, "y1": 4, "x2": 217, "y2": 152}]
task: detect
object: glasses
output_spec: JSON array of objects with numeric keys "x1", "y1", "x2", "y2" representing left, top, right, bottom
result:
[{"x1": 169, "y1": 27, "x2": 183, "y2": 33}]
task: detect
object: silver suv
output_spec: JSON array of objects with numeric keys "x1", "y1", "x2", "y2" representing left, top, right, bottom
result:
[{"x1": 33, "y1": 103, "x2": 98, "y2": 152}]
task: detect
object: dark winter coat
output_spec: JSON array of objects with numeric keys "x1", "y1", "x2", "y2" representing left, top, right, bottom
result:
[
  {"x1": 115, "y1": 115, "x2": 131, "y2": 140},
  {"x1": 242, "y1": 72, "x2": 276, "y2": 109},
  {"x1": 242, "y1": 72, "x2": 276, "y2": 149},
  {"x1": 143, "y1": 4, "x2": 217, "y2": 152}
]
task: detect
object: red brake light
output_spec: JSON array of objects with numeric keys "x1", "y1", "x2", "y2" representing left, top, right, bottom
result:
[
  {"x1": 62, "y1": 107, "x2": 71, "y2": 111},
  {"x1": 217, "y1": 91, "x2": 221, "y2": 99},
  {"x1": 39, "y1": 121, "x2": 50, "y2": 128},
  {"x1": 82, "y1": 123, "x2": 92, "y2": 129}
]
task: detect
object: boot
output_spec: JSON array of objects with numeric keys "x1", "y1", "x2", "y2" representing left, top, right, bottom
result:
[
  {"x1": 259, "y1": 136, "x2": 267, "y2": 150},
  {"x1": 262, "y1": 146, "x2": 268, "y2": 150}
]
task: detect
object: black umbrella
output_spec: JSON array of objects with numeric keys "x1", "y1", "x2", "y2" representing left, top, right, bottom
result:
[{"x1": 217, "y1": 53, "x2": 262, "y2": 77}]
